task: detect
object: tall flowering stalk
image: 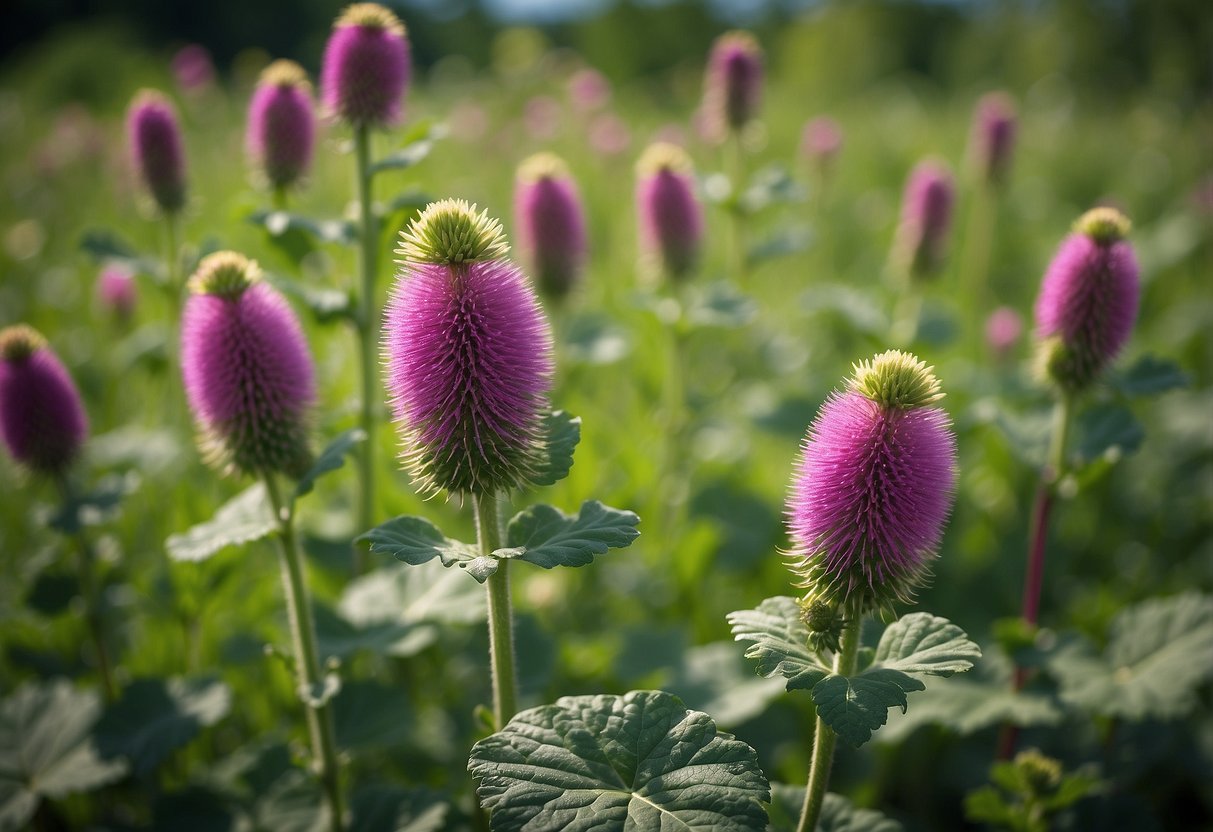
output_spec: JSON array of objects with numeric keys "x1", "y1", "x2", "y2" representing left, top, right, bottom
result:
[
  {"x1": 513, "y1": 152, "x2": 588, "y2": 303},
  {"x1": 890, "y1": 160, "x2": 955, "y2": 343},
  {"x1": 321, "y1": 2, "x2": 410, "y2": 572},
  {"x1": 636, "y1": 142, "x2": 704, "y2": 285},
  {"x1": 247, "y1": 59, "x2": 317, "y2": 207},
  {"x1": 180, "y1": 252, "x2": 344, "y2": 829},
  {"x1": 127, "y1": 90, "x2": 187, "y2": 287},
  {"x1": 384, "y1": 200, "x2": 552, "y2": 727}
]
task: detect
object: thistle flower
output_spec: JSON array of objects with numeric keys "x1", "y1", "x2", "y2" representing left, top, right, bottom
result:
[
  {"x1": 513, "y1": 153, "x2": 588, "y2": 300},
  {"x1": 96, "y1": 266, "x2": 137, "y2": 321},
  {"x1": 0, "y1": 325, "x2": 88, "y2": 475},
  {"x1": 636, "y1": 143, "x2": 703, "y2": 283},
  {"x1": 969, "y1": 92, "x2": 1017, "y2": 187},
  {"x1": 701, "y1": 31, "x2": 763, "y2": 143},
  {"x1": 127, "y1": 90, "x2": 187, "y2": 215},
  {"x1": 321, "y1": 3, "x2": 410, "y2": 128},
  {"x1": 385, "y1": 200, "x2": 553, "y2": 497},
  {"x1": 801, "y1": 116, "x2": 843, "y2": 174},
  {"x1": 1034, "y1": 207, "x2": 1139, "y2": 392},
  {"x1": 181, "y1": 252, "x2": 315, "y2": 478},
  {"x1": 893, "y1": 160, "x2": 955, "y2": 280},
  {"x1": 787, "y1": 351, "x2": 957, "y2": 615},
  {"x1": 246, "y1": 60, "x2": 317, "y2": 192}
]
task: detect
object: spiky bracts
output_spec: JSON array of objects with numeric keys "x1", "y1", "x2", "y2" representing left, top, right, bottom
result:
[
  {"x1": 321, "y1": 3, "x2": 410, "y2": 127},
  {"x1": 0, "y1": 325, "x2": 88, "y2": 475},
  {"x1": 247, "y1": 60, "x2": 316, "y2": 191},
  {"x1": 636, "y1": 143, "x2": 704, "y2": 283},
  {"x1": 786, "y1": 351, "x2": 957, "y2": 617},
  {"x1": 181, "y1": 252, "x2": 315, "y2": 478},
  {"x1": 385, "y1": 201, "x2": 553, "y2": 497},
  {"x1": 701, "y1": 31, "x2": 763, "y2": 142},
  {"x1": 513, "y1": 153, "x2": 588, "y2": 300},
  {"x1": 970, "y1": 92, "x2": 1017, "y2": 186},
  {"x1": 892, "y1": 160, "x2": 955, "y2": 281},
  {"x1": 126, "y1": 89, "x2": 187, "y2": 215},
  {"x1": 1034, "y1": 208, "x2": 1139, "y2": 392}
]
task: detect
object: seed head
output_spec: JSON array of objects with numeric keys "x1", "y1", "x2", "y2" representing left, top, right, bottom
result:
[
  {"x1": 127, "y1": 89, "x2": 187, "y2": 215},
  {"x1": 247, "y1": 60, "x2": 316, "y2": 191},
  {"x1": 397, "y1": 199, "x2": 510, "y2": 267},
  {"x1": 702, "y1": 31, "x2": 763, "y2": 142},
  {"x1": 321, "y1": 3, "x2": 410, "y2": 127},
  {"x1": 0, "y1": 325, "x2": 88, "y2": 475},
  {"x1": 514, "y1": 153, "x2": 588, "y2": 300}
]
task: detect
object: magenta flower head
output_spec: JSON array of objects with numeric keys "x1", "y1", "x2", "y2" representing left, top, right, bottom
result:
[
  {"x1": 1034, "y1": 207, "x2": 1140, "y2": 392},
  {"x1": 969, "y1": 92, "x2": 1017, "y2": 187},
  {"x1": 513, "y1": 153, "x2": 588, "y2": 301},
  {"x1": 96, "y1": 266, "x2": 138, "y2": 322},
  {"x1": 702, "y1": 31, "x2": 763, "y2": 143},
  {"x1": 127, "y1": 89, "x2": 187, "y2": 215},
  {"x1": 801, "y1": 116, "x2": 843, "y2": 175},
  {"x1": 321, "y1": 3, "x2": 410, "y2": 128},
  {"x1": 892, "y1": 159, "x2": 955, "y2": 281},
  {"x1": 636, "y1": 143, "x2": 704, "y2": 283},
  {"x1": 172, "y1": 45, "x2": 216, "y2": 94},
  {"x1": 0, "y1": 325, "x2": 88, "y2": 476},
  {"x1": 787, "y1": 351, "x2": 957, "y2": 616},
  {"x1": 385, "y1": 200, "x2": 554, "y2": 497},
  {"x1": 246, "y1": 60, "x2": 317, "y2": 192},
  {"x1": 181, "y1": 252, "x2": 315, "y2": 478}
]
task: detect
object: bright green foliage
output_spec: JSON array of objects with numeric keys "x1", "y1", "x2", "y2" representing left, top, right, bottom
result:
[{"x1": 505, "y1": 500, "x2": 640, "y2": 568}]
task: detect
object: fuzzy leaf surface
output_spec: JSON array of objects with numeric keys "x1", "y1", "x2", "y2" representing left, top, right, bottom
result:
[
  {"x1": 504, "y1": 500, "x2": 640, "y2": 569},
  {"x1": 359, "y1": 516, "x2": 496, "y2": 582},
  {"x1": 166, "y1": 483, "x2": 277, "y2": 562},
  {"x1": 728, "y1": 596, "x2": 831, "y2": 691}
]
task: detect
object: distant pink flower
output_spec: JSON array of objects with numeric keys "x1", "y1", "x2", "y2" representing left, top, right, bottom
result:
[
  {"x1": 321, "y1": 3, "x2": 410, "y2": 127},
  {"x1": 985, "y1": 306, "x2": 1023, "y2": 358},
  {"x1": 636, "y1": 143, "x2": 702, "y2": 282},
  {"x1": 524, "y1": 95, "x2": 561, "y2": 141},
  {"x1": 448, "y1": 100, "x2": 489, "y2": 143},
  {"x1": 970, "y1": 92, "x2": 1017, "y2": 186},
  {"x1": 893, "y1": 160, "x2": 955, "y2": 280},
  {"x1": 97, "y1": 267, "x2": 137, "y2": 321},
  {"x1": 172, "y1": 45, "x2": 216, "y2": 94},
  {"x1": 514, "y1": 153, "x2": 588, "y2": 300},
  {"x1": 0, "y1": 325, "x2": 88, "y2": 475},
  {"x1": 36, "y1": 105, "x2": 104, "y2": 175},
  {"x1": 652, "y1": 123, "x2": 687, "y2": 147},
  {"x1": 127, "y1": 90, "x2": 187, "y2": 215},
  {"x1": 701, "y1": 31, "x2": 763, "y2": 143},
  {"x1": 246, "y1": 60, "x2": 316, "y2": 191},
  {"x1": 568, "y1": 68, "x2": 611, "y2": 113},
  {"x1": 801, "y1": 116, "x2": 843, "y2": 173},
  {"x1": 588, "y1": 113, "x2": 630, "y2": 157}
]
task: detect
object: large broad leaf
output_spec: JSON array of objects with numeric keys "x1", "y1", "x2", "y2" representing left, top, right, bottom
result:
[
  {"x1": 340, "y1": 560, "x2": 486, "y2": 630},
  {"x1": 468, "y1": 690, "x2": 769, "y2": 832},
  {"x1": 166, "y1": 483, "x2": 277, "y2": 562},
  {"x1": 563, "y1": 315, "x2": 630, "y2": 366},
  {"x1": 94, "y1": 677, "x2": 231, "y2": 776},
  {"x1": 1045, "y1": 592, "x2": 1213, "y2": 720},
  {"x1": 0, "y1": 680, "x2": 127, "y2": 831},
  {"x1": 1071, "y1": 403, "x2": 1145, "y2": 467},
  {"x1": 294, "y1": 429, "x2": 367, "y2": 500},
  {"x1": 315, "y1": 603, "x2": 434, "y2": 661},
  {"x1": 872, "y1": 613, "x2": 982, "y2": 676},
  {"x1": 530, "y1": 410, "x2": 581, "y2": 487},
  {"x1": 359, "y1": 516, "x2": 496, "y2": 582},
  {"x1": 504, "y1": 500, "x2": 640, "y2": 569},
  {"x1": 661, "y1": 642, "x2": 786, "y2": 727},
  {"x1": 1111, "y1": 354, "x2": 1189, "y2": 397},
  {"x1": 878, "y1": 677, "x2": 1062, "y2": 744},
  {"x1": 728, "y1": 596, "x2": 831, "y2": 691},
  {"x1": 349, "y1": 785, "x2": 448, "y2": 832},
  {"x1": 767, "y1": 784, "x2": 903, "y2": 832}
]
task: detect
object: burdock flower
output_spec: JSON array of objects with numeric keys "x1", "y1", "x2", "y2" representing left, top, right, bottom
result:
[
  {"x1": 787, "y1": 351, "x2": 957, "y2": 615},
  {"x1": 96, "y1": 266, "x2": 137, "y2": 322},
  {"x1": 701, "y1": 31, "x2": 763, "y2": 142},
  {"x1": 385, "y1": 200, "x2": 553, "y2": 497},
  {"x1": 636, "y1": 143, "x2": 703, "y2": 283},
  {"x1": 247, "y1": 60, "x2": 317, "y2": 191},
  {"x1": 513, "y1": 153, "x2": 588, "y2": 300},
  {"x1": 892, "y1": 160, "x2": 955, "y2": 280},
  {"x1": 127, "y1": 90, "x2": 187, "y2": 215},
  {"x1": 1034, "y1": 207, "x2": 1140, "y2": 392},
  {"x1": 321, "y1": 3, "x2": 410, "y2": 128},
  {"x1": 0, "y1": 325, "x2": 88, "y2": 475},
  {"x1": 969, "y1": 92, "x2": 1017, "y2": 186},
  {"x1": 181, "y1": 252, "x2": 315, "y2": 478}
]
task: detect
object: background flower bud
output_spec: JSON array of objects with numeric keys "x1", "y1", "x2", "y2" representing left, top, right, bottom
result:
[
  {"x1": 0, "y1": 325, "x2": 88, "y2": 475},
  {"x1": 513, "y1": 153, "x2": 588, "y2": 301},
  {"x1": 636, "y1": 142, "x2": 703, "y2": 283},
  {"x1": 893, "y1": 159, "x2": 955, "y2": 280},
  {"x1": 970, "y1": 92, "x2": 1017, "y2": 186},
  {"x1": 96, "y1": 266, "x2": 137, "y2": 322},
  {"x1": 702, "y1": 31, "x2": 763, "y2": 142},
  {"x1": 127, "y1": 89, "x2": 187, "y2": 215},
  {"x1": 321, "y1": 3, "x2": 410, "y2": 128},
  {"x1": 247, "y1": 60, "x2": 316, "y2": 191}
]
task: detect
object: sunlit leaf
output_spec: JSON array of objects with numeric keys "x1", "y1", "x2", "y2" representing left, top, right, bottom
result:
[
  {"x1": 530, "y1": 410, "x2": 580, "y2": 487},
  {"x1": 728, "y1": 596, "x2": 831, "y2": 691},
  {"x1": 504, "y1": 500, "x2": 640, "y2": 569},
  {"x1": 359, "y1": 516, "x2": 495, "y2": 582},
  {"x1": 166, "y1": 483, "x2": 277, "y2": 563}
]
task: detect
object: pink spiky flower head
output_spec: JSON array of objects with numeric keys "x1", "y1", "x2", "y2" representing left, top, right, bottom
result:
[
  {"x1": 247, "y1": 60, "x2": 317, "y2": 192},
  {"x1": 181, "y1": 252, "x2": 315, "y2": 478},
  {"x1": 385, "y1": 200, "x2": 554, "y2": 497},
  {"x1": 96, "y1": 266, "x2": 138, "y2": 322},
  {"x1": 321, "y1": 3, "x2": 410, "y2": 128},
  {"x1": 787, "y1": 351, "x2": 957, "y2": 617},
  {"x1": 893, "y1": 159, "x2": 955, "y2": 281},
  {"x1": 127, "y1": 89, "x2": 187, "y2": 215},
  {"x1": 801, "y1": 116, "x2": 843, "y2": 175},
  {"x1": 969, "y1": 92, "x2": 1017, "y2": 187},
  {"x1": 514, "y1": 153, "x2": 588, "y2": 301},
  {"x1": 0, "y1": 325, "x2": 88, "y2": 475},
  {"x1": 636, "y1": 143, "x2": 704, "y2": 284},
  {"x1": 1034, "y1": 207, "x2": 1140, "y2": 392},
  {"x1": 702, "y1": 31, "x2": 763, "y2": 143}
]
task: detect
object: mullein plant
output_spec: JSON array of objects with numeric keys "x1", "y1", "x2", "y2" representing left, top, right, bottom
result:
[
  {"x1": 127, "y1": 89, "x2": 188, "y2": 287},
  {"x1": 179, "y1": 252, "x2": 346, "y2": 830},
  {"x1": 246, "y1": 59, "x2": 317, "y2": 208},
  {"x1": 321, "y1": 2, "x2": 410, "y2": 573},
  {"x1": 0, "y1": 325, "x2": 115, "y2": 700},
  {"x1": 512, "y1": 152, "x2": 588, "y2": 305},
  {"x1": 729, "y1": 351, "x2": 979, "y2": 832},
  {"x1": 889, "y1": 159, "x2": 956, "y2": 344}
]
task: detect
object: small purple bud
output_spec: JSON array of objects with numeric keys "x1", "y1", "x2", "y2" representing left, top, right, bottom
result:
[
  {"x1": 172, "y1": 45, "x2": 216, "y2": 94},
  {"x1": 893, "y1": 160, "x2": 955, "y2": 280},
  {"x1": 523, "y1": 95, "x2": 561, "y2": 140},
  {"x1": 514, "y1": 153, "x2": 588, "y2": 300},
  {"x1": 181, "y1": 252, "x2": 315, "y2": 478},
  {"x1": 96, "y1": 266, "x2": 138, "y2": 322},
  {"x1": 800, "y1": 116, "x2": 843, "y2": 174},
  {"x1": 787, "y1": 351, "x2": 957, "y2": 615},
  {"x1": 1033, "y1": 207, "x2": 1139, "y2": 391},
  {"x1": 985, "y1": 306, "x2": 1023, "y2": 359},
  {"x1": 127, "y1": 90, "x2": 187, "y2": 215},
  {"x1": 247, "y1": 60, "x2": 317, "y2": 191},
  {"x1": 568, "y1": 68, "x2": 611, "y2": 113},
  {"x1": 0, "y1": 325, "x2": 88, "y2": 475},
  {"x1": 702, "y1": 31, "x2": 763, "y2": 143},
  {"x1": 321, "y1": 3, "x2": 410, "y2": 128},
  {"x1": 588, "y1": 113, "x2": 631, "y2": 157},
  {"x1": 970, "y1": 92, "x2": 1017, "y2": 186},
  {"x1": 636, "y1": 143, "x2": 704, "y2": 283}
]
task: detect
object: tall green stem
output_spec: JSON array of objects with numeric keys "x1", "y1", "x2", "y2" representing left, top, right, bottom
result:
[
  {"x1": 475, "y1": 492, "x2": 517, "y2": 728},
  {"x1": 353, "y1": 125, "x2": 378, "y2": 575},
  {"x1": 264, "y1": 475, "x2": 345, "y2": 832},
  {"x1": 797, "y1": 606, "x2": 862, "y2": 832},
  {"x1": 165, "y1": 212, "x2": 181, "y2": 290}
]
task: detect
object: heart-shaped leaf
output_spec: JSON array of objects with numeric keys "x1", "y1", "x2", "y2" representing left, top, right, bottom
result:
[{"x1": 504, "y1": 500, "x2": 640, "y2": 569}]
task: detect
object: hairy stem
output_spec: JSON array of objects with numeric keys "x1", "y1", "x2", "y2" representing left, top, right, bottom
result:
[
  {"x1": 475, "y1": 491, "x2": 517, "y2": 728},
  {"x1": 353, "y1": 124, "x2": 378, "y2": 575}
]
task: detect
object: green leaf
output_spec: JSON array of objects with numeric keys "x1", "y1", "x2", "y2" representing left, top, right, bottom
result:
[
  {"x1": 255, "y1": 769, "x2": 330, "y2": 832},
  {"x1": 333, "y1": 682, "x2": 412, "y2": 752},
  {"x1": 971, "y1": 400, "x2": 1052, "y2": 469},
  {"x1": 813, "y1": 671, "x2": 923, "y2": 747},
  {"x1": 314, "y1": 603, "x2": 434, "y2": 662},
  {"x1": 0, "y1": 680, "x2": 127, "y2": 830},
  {"x1": 358, "y1": 516, "x2": 496, "y2": 582},
  {"x1": 740, "y1": 165, "x2": 805, "y2": 214},
  {"x1": 166, "y1": 483, "x2": 277, "y2": 563},
  {"x1": 248, "y1": 210, "x2": 358, "y2": 258},
  {"x1": 94, "y1": 677, "x2": 231, "y2": 776},
  {"x1": 728, "y1": 596, "x2": 831, "y2": 691},
  {"x1": 504, "y1": 500, "x2": 640, "y2": 569},
  {"x1": 294, "y1": 429, "x2": 367, "y2": 500},
  {"x1": 1071, "y1": 403, "x2": 1145, "y2": 467},
  {"x1": 47, "y1": 472, "x2": 138, "y2": 535},
  {"x1": 564, "y1": 315, "x2": 631, "y2": 366},
  {"x1": 685, "y1": 281, "x2": 757, "y2": 329},
  {"x1": 1046, "y1": 592, "x2": 1213, "y2": 720},
  {"x1": 767, "y1": 784, "x2": 903, "y2": 832},
  {"x1": 369, "y1": 122, "x2": 446, "y2": 176},
  {"x1": 661, "y1": 641, "x2": 786, "y2": 727},
  {"x1": 747, "y1": 226, "x2": 812, "y2": 268},
  {"x1": 801, "y1": 283, "x2": 888, "y2": 336},
  {"x1": 873, "y1": 613, "x2": 982, "y2": 676},
  {"x1": 468, "y1": 689, "x2": 770, "y2": 832},
  {"x1": 78, "y1": 228, "x2": 166, "y2": 284},
  {"x1": 349, "y1": 785, "x2": 448, "y2": 832},
  {"x1": 339, "y1": 560, "x2": 486, "y2": 631},
  {"x1": 1111, "y1": 354, "x2": 1190, "y2": 397},
  {"x1": 530, "y1": 410, "x2": 581, "y2": 487},
  {"x1": 878, "y1": 678, "x2": 1062, "y2": 743},
  {"x1": 266, "y1": 273, "x2": 353, "y2": 324}
]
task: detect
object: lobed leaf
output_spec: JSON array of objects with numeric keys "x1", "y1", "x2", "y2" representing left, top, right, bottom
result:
[
  {"x1": 358, "y1": 516, "x2": 496, "y2": 582},
  {"x1": 166, "y1": 483, "x2": 277, "y2": 563},
  {"x1": 873, "y1": 612, "x2": 982, "y2": 677},
  {"x1": 728, "y1": 596, "x2": 831, "y2": 691},
  {"x1": 1111, "y1": 354, "x2": 1189, "y2": 397},
  {"x1": 294, "y1": 428, "x2": 367, "y2": 500},
  {"x1": 530, "y1": 410, "x2": 581, "y2": 487},
  {"x1": 504, "y1": 500, "x2": 640, "y2": 569}
]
